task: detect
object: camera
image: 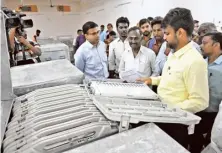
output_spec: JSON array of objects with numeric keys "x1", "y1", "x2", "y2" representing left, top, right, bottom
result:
[
  {"x1": 2, "y1": 7, "x2": 34, "y2": 67},
  {"x1": 2, "y1": 7, "x2": 33, "y2": 35}
]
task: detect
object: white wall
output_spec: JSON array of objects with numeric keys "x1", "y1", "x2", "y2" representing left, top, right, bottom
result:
[
  {"x1": 4, "y1": 0, "x2": 82, "y2": 38},
  {"x1": 79, "y1": 0, "x2": 222, "y2": 32},
  {"x1": 4, "y1": 0, "x2": 222, "y2": 38}
]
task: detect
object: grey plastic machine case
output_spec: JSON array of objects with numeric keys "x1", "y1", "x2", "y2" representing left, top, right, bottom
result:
[
  {"x1": 2, "y1": 82, "x2": 197, "y2": 153},
  {"x1": 10, "y1": 59, "x2": 84, "y2": 96},
  {"x1": 1, "y1": 11, "x2": 14, "y2": 144},
  {"x1": 37, "y1": 37, "x2": 70, "y2": 62},
  {"x1": 36, "y1": 37, "x2": 55, "y2": 45},
  {"x1": 85, "y1": 81, "x2": 201, "y2": 134},
  {"x1": 64, "y1": 123, "x2": 190, "y2": 153},
  {"x1": 39, "y1": 43, "x2": 70, "y2": 62},
  {"x1": 56, "y1": 35, "x2": 75, "y2": 63},
  {"x1": 201, "y1": 102, "x2": 222, "y2": 153},
  {"x1": 2, "y1": 85, "x2": 119, "y2": 153}
]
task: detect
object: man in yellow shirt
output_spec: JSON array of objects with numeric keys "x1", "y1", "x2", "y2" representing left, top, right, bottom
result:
[{"x1": 138, "y1": 7, "x2": 209, "y2": 149}]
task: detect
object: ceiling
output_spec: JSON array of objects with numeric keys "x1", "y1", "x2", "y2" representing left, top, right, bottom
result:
[
  {"x1": 4, "y1": 0, "x2": 101, "y2": 4},
  {"x1": 3, "y1": 0, "x2": 112, "y2": 11},
  {"x1": 3, "y1": 0, "x2": 108, "y2": 7},
  {"x1": 4, "y1": 0, "x2": 81, "y2": 5}
]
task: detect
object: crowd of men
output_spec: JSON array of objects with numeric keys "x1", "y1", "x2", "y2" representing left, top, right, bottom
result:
[
  {"x1": 7, "y1": 6, "x2": 221, "y2": 153},
  {"x1": 74, "y1": 7, "x2": 222, "y2": 153}
]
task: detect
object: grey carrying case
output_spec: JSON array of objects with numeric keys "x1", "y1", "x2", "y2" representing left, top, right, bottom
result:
[
  {"x1": 2, "y1": 85, "x2": 118, "y2": 153},
  {"x1": 11, "y1": 59, "x2": 84, "y2": 96}
]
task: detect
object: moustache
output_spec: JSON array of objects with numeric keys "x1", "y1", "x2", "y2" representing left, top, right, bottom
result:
[{"x1": 143, "y1": 31, "x2": 150, "y2": 36}]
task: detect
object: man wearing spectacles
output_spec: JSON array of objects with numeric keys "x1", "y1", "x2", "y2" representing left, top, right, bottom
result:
[{"x1": 74, "y1": 21, "x2": 108, "y2": 80}]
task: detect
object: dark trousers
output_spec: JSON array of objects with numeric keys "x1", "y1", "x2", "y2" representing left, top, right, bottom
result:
[
  {"x1": 73, "y1": 46, "x2": 76, "y2": 54},
  {"x1": 108, "y1": 72, "x2": 119, "y2": 79},
  {"x1": 152, "y1": 85, "x2": 158, "y2": 93},
  {"x1": 131, "y1": 122, "x2": 189, "y2": 149},
  {"x1": 17, "y1": 59, "x2": 35, "y2": 66},
  {"x1": 189, "y1": 111, "x2": 217, "y2": 153},
  {"x1": 157, "y1": 123, "x2": 190, "y2": 149}
]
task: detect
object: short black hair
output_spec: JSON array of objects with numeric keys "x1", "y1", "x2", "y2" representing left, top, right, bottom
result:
[
  {"x1": 162, "y1": 7, "x2": 194, "y2": 37},
  {"x1": 36, "y1": 29, "x2": 41, "y2": 33},
  {"x1": 151, "y1": 16, "x2": 163, "y2": 28},
  {"x1": 204, "y1": 32, "x2": 222, "y2": 50},
  {"x1": 116, "y1": 17, "x2": 130, "y2": 28},
  {"x1": 101, "y1": 25, "x2": 105, "y2": 28},
  {"x1": 107, "y1": 31, "x2": 116, "y2": 39},
  {"x1": 107, "y1": 23, "x2": 113, "y2": 27},
  {"x1": 139, "y1": 18, "x2": 149, "y2": 27},
  {"x1": 147, "y1": 17, "x2": 154, "y2": 24},
  {"x1": 109, "y1": 31, "x2": 116, "y2": 36},
  {"x1": 77, "y1": 29, "x2": 82, "y2": 33},
  {"x1": 128, "y1": 26, "x2": 143, "y2": 35},
  {"x1": 194, "y1": 20, "x2": 199, "y2": 24},
  {"x1": 82, "y1": 21, "x2": 98, "y2": 34},
  {"x1": 147, "y1": 17, "x2": 154, "y2": 21},
  {"x1": 198, "y1": 22, "x2": 217, "y2": 35}
]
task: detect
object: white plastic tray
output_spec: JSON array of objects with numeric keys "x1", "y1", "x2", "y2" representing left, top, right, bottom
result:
[
  {"x1": 92, "y1": 96, "x2": 201, "y2": 134},
  {"x1": 89, "y1": 81, "x2": 159, "y2": 100}
]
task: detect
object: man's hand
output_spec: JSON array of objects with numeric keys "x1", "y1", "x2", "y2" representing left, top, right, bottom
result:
[
  {"x1": 136, "y1": 77, "x2": 152, "y2": 85},
  {"x1": 10, "y1": 27, "x2": 17, "y2": 33},
  {"x1": 17, "y1": 36, "x2": 27, "y2": 44}
]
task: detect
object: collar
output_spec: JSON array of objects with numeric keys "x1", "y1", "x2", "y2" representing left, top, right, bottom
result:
[
  {"x1": 214, "y1": 55, "x2": 222, "y2": 64},
  {"x1": 153, "y1": 38, "x2": 164, "y2": 45},
  {"x1": 117, "y1": 38, "x2": 128, "y2": 43},
  {"x1": 117, "y1": 38, "x2": 121, "y2": 42},
  {"x1": 85, "y1": 40, "x2": 100, "y2": 49},
  {"x1": 127, "y1": 45, "x2": 145, "y2": 54},
  {"x1": 207, "y1": 55, "x2": 222, "y2": 65},
  {"x1": 173, "y1": 42, "x2": 193, "y2": 58}
]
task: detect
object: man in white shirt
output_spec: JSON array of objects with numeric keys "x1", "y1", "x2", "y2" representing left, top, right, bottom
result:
[
  {"x1": 119, "y1": 26, "x2": 156, "y2": 81},
  {"x1": 108, "y1": 17, "x2": 130, "y2": 78}
]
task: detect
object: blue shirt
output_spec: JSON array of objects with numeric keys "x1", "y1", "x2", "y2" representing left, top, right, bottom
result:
[
  {"x1": 205, "y1": 55, "x2": 222, "y2": 112},
  {"x1": 74, "y1": 40, "x2": 109, "y2": 80},
  {"x1": 154, "y1": 42, "x2": 167, "y2": 76},
  {"x1": 99, "y1": 31, "x2": 106, "y2": 42}
]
